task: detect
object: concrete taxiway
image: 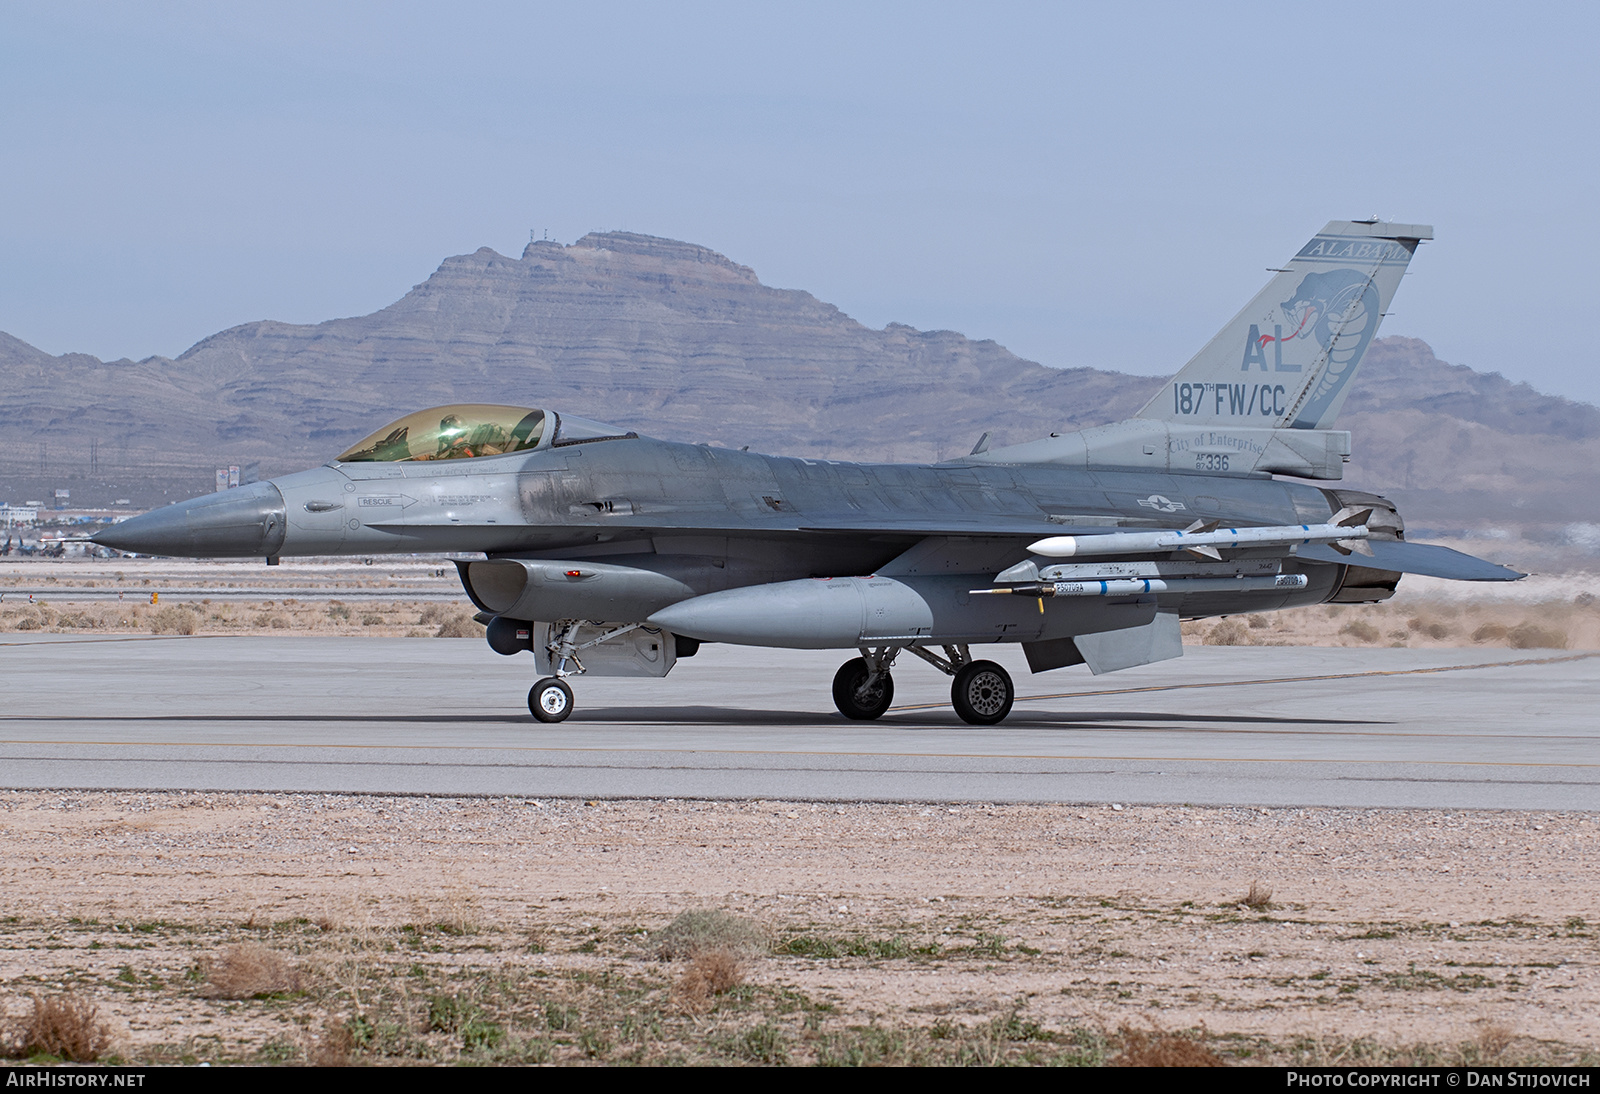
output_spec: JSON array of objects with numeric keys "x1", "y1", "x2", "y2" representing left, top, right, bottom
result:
[{"x1": 2, "y1": 634, "x2": 1596, "y2": 809}]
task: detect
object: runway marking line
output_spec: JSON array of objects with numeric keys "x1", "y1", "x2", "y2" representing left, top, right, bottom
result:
[
  {"x1": 0, "y1": 744, "x2": 1596, "y2": 771},
  {"x1": 889, "y1": 651, "x2": 1600, "y2": 713},
  {"x1": 4, "y1": 718, "x2": 1597, "y2": 745}
]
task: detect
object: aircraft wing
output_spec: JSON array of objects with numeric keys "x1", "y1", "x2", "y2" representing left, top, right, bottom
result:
[
  {"x1": 369, "y1": 514, "x2": 1091, "y2": 537},
  {"x1": 801, "y1": 519, "x2": 1521, "y2": 582},
  {"x1": 1296, "y1": 540, "x2": 1523, "y2": 581},
  {"x1": 796, "y1": 516, "x2": 1111, "y2": 537},
  {"x1": 798, "y1": 517, "x2": 1524, "y2": 582}
]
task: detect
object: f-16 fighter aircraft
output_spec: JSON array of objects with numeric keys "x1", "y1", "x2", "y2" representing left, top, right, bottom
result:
[{"x1": 96, "y1": 220, "x2": 1521, "y2": 724}]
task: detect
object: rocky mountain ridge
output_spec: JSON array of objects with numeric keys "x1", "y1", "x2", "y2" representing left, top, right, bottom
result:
[{"x1": 1, "y1": 232, "x2": 1595, "y2": 545}]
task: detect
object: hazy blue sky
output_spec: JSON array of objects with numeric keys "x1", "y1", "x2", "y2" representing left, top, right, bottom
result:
[{"x1": 4, "y1": 2, "x2": 1598, "y2": 402}]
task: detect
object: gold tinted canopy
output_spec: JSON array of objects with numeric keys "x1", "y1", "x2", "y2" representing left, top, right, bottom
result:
[{"x1": 336, "y1": 405, "x2": 546, "y2": 463}]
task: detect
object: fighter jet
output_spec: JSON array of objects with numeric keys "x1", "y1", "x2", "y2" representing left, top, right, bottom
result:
[{"x1": 95, "y1": 219, "x2": 1521, "y2": 724}]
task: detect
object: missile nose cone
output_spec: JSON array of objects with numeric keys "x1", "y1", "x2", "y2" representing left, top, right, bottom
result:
[{"x1": 93, "y1": 481, "x2": 288, "y2": 558}]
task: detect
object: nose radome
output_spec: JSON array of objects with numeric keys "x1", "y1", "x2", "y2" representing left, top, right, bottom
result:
[{"x1": 93, "y1": 481, "x2": 288, "y2": 558}]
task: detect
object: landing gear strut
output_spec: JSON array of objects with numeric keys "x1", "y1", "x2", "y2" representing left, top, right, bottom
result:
[
  {"x1": 831, "y1": 647, "x2": 898, "y2": 720},
  {"x1": 904, "y1": 645, "x2": 1016, "y2": 725},
  {"x1": 525, "y1": 619, "x2": 653, "y2": 722}
]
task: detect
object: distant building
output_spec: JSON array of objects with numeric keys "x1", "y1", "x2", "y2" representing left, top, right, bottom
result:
[
  {"x1": 0, "y1": 505, "x2": 39, "y2": 527},
  {"x1": 215, "y1": 463, "x2": 258, "y2": 491}
]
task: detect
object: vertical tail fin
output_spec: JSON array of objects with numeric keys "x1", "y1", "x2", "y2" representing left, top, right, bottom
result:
[{"x1": 1137, "y1": 220, "x2": 1431, "y2": 430}]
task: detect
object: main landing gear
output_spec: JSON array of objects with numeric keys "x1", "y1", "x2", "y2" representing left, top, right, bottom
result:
[
  {"x1": 829, "y1": 645, "x2": 1016, "y2": 725},
  {"x1": 832, "y1": 656, "x2": 895, "y2": 719},
  {"x1": 949, "y1": 660, "x2": 1015, "y2": 725}
]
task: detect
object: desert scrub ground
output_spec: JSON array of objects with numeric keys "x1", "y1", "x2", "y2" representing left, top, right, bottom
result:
[
  {"x1": 4, "y1": 557, "x2": 1598, "y2": 648},
  {"x1": 0, "y1": 793, "x2": 1596, "y2": 1066},
  {"x1": 5, "y1": 593, "x2": 1600, "y2": 650},
  {"x1": 0, "y1": 599, "x2": 483, "y2": 638},
  {"x1": 1182, "y1": 595, "x2": 1600, "y2": 650},
  {"x1": 4, "y1": 914, "x2": 1588, "y2": 1067}
]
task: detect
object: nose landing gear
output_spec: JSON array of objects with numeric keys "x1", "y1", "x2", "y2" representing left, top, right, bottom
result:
[
  {"x1": 529, "y1": 677, "x2": 574, "y2": 722},
  {"x1": 527, "y1": 619, "x2": 593, "y2": 724}
]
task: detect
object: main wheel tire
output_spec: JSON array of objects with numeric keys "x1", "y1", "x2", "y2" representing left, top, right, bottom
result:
[
  {"x1": 951, "y1": 660, "x2": 1014, "y2": 725},
  {"x1": 831, "y1": 657, "x2": 894, "y2": 720},
  {"x1": 529, "y1": 677, "x2": 574, "y2": 723}
]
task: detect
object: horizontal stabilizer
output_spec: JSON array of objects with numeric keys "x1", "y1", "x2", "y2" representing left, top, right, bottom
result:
[{"x1": 1297, "y1": 540, "x2": 1524, "y2": 581}]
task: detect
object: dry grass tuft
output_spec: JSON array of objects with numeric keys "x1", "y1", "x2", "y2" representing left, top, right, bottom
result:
[
  {"x1": 1242, "y1": 880, "x2": 1273, "y2": 909},
  {"x1": 148, "y1": 605, "x2": 199, "y2": 635},
  {"x1": 1506, "y1": 622, "x2": 1567, "y2": 649},
  {"x1": 432, "y1": 609, "x2": 484, "y2": 638},
  {"x1": 201, "y1": 942, "x2": 307, "y2": 999},
  {"x1": 675, "y1": 949, "x2": 744, "y2": 1012},
  {"x1": 1408, "y1": 615, "x2": 1454, "y2": 639},
  {"x1": 1474, "y1": 1022, "x2": 1517, "y2": 1063},
  {"x1": 309, "y1": 1017, "x2": 355, "y2": 1066},
  {"x1": 1203, "y1": 620, "x2": 1251, "y2": 646},
  {"x1": 650, "y1": 909, "x2": 768, "y2": 960},
  {"x1": 15, "y1": 994, "x2": 111, "y2": 1062},
  {"x1": 408, "y1": 889, "x2": 479, "y2": 937},
  {"x1": 1339, "y1": 619, "x2": 1381, "y2": 643},
  {"x1": 1113, "y1": 1025, "x2": 1225, "y2": 1067}
]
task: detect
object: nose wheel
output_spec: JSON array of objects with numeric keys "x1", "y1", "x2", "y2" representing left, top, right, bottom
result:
[
  {"x1": 950, "y1": 660, "x2": 1013, "y2": 725},
  {"x1": 529, "y1": 677, "x2": 574, "y2": 723}
]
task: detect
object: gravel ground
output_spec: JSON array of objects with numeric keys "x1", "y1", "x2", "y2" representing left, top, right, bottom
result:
[{"x1": 0, "y1": 791, "x2": 1595, "y2": 1064}]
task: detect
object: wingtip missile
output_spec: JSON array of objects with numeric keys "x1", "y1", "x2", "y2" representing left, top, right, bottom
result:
[
  {"x1": 1026, "y1": 522, "x2": 1371, "y2": 559},
  {"x1": 973, "y1": 574, "x2": 1310, "y2": 598}
]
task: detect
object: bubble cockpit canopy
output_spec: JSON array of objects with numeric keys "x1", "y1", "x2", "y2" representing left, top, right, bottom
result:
[
  {"x1": 336, "y1": 405, "x2": 547, "y2": 463},
  {"x1": 335, "y1": 405, "x2": 637, "y2": 463}
]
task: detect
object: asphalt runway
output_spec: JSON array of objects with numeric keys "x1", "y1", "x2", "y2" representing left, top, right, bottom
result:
[{"x1": 3, "y1": 634, "x2": 1597, "y2": 809}]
